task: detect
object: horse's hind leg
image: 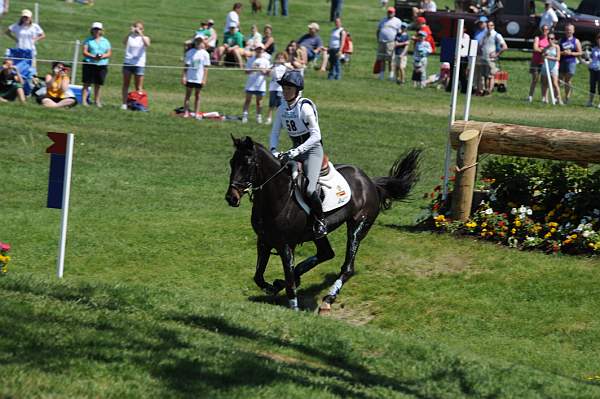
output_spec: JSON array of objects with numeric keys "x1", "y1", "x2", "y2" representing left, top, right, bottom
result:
[{"x1": 319, "y1": 218, "x2": 372, "y2": 314}]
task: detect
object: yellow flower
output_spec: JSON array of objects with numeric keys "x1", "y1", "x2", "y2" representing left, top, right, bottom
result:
[
  {"x1": 550, "y1": 228, "x2": 557, "y2": 233},
  {"x1": 434, "y1": 215, "x2": 445, "y2": 222},
  {"x1": 511, "y1": 228, "x2": 516, "y2": 234},
  {"x1": 570, "y1": 234, "x2": 578, "y2": 239},
  {"x1": 465, "y1": 221, "x2": 477, "y2": 228},
  {"x1": 481, "y1": 222, "x2": 487, "y2": 228},
  {"x1": 544, "y1": 232, "x2": 552, "y2": 239},
  {"x1": 515, "y1": 220, "x2": 522, "y2": 227}
]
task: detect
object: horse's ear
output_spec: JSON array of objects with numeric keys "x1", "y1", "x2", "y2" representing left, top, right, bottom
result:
[
  {"x1": 231, "y1": 134, "x2": 241, "y2": 147},
  {"x1": 243, "y1": 136, "x2": 254, "y2": 148}
]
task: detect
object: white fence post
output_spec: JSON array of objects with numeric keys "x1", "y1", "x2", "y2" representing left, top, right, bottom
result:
[{"x1": 71, "y1": 40, "x2": 80, "y2": 83}]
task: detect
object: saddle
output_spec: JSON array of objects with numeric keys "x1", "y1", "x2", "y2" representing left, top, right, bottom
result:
[{"x1": 291, "y1": 154, "x2": 352, "y2": 214}]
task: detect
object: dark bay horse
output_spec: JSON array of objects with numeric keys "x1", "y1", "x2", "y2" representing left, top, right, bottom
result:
[{"x1": 225, "y1": 136, "x2": 421, "y2": 312}]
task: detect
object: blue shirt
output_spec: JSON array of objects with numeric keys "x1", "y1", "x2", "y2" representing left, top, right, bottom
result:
[
  {"x1": 83, "y1": 36, "x2": 112, "y2": 65},
  {"x1": 298, "y1": 34, "x2": 323, "y2": 50},
  {"x1": 394, "y1": 32, "x2": 409, "y2": 55}
]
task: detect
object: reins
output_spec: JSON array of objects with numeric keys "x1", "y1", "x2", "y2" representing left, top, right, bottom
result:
[{"x1": 230, "y1": 148, "x2": 290, "y2": 203}]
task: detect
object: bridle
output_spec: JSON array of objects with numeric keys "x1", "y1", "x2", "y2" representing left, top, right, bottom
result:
[{"x1": 229, "y1": 147, "x2": 288, "y2": 202}]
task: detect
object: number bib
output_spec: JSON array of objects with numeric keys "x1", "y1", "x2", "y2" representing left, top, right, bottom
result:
[{"x1": 281, "y1": 98, "x2": 317, "y2": 137}]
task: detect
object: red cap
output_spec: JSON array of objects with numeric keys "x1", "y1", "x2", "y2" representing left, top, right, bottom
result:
[
  {"x1": 416, "y1": 16, "x2": 427, "y2": 24},
  {"x1": 387, "y1": 6, "x2": 396, "y2": 13}
]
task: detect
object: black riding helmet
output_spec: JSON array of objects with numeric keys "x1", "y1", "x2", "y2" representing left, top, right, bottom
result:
[{"x1": 278, "y1": 70, "x2": 304, "y2": 91}]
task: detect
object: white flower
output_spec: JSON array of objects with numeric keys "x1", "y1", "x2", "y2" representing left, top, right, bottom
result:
[
  {"x1": 583, "y1": 230, "x2": 592, "y2": 238},
  {"x1": 526, "y1": 208, "x2": 533, "y2": 215},
  {"x1": 511, "y1": 208, "x2": 517, "y2": 215},
  {"x1": 519, "y1": 206, "x2": 527, "y2": 214},
  {"x1": 485, "y1": 208, "x2": 493, "y2": 215},
  {"x1": 575, "y1": 224, "x2": 584, "y2": 232}
]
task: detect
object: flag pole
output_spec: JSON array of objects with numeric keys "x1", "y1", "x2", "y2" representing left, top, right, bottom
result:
[{"x1": 57, "y1": 133, "x2": 74, "y2": 278}]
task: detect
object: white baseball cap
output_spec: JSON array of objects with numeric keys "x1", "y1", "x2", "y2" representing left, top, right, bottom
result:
[
  {"x1": 21, "y1": 9, "x2": 33, "y2": 18},
  {"x1": 307, "y1": 22, "x2": 320, "y2": 31},
  {"x1": 91, "y1": 22, "x2": 104, "y2": 30}
]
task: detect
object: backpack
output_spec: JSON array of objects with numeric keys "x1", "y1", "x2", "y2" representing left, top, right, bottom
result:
[
  {"x1": 342, "y1": 31, "x2": 353, "y2": 55},
  {"x1": 127, "y1": 90, "x2": 148, "y2": 111}
]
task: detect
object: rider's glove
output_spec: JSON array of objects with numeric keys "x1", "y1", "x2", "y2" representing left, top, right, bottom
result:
[
  {"x1": 270, "y1": 147, "x2": 280, "y2": 158},
  {"x1": 280, "y1": 148, "x2": 300, "y2": 163}
]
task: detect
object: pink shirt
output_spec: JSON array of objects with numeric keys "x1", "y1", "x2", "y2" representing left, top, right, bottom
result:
[{"x1": 532, "y1": 36, "x2": 549, "y2": 65}]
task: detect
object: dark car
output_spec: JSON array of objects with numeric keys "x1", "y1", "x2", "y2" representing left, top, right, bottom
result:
[{"x1": 396, "y1": 0, "x2": 600, "y2": 52}]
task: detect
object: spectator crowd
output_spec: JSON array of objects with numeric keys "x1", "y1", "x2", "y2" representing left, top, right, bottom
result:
[{"x1": 1, "y1": 0, "x2": 600, "y2": 115}]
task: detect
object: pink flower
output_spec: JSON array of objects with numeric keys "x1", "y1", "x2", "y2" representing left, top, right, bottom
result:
[{"x1": 0, "y1": 242, "x2": 10, "y2": 252}]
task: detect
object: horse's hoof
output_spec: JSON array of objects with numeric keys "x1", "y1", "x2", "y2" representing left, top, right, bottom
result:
[{"x1": 318, "y1": 302, "x2": 331, "y2": 315}]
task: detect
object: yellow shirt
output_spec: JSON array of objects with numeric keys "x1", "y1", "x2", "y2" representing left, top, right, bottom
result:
[{"x1": 47, "y1": 75, "x2": 67, "y2": 99}]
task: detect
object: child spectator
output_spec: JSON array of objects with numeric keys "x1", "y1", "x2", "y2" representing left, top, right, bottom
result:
[
  {"x1": 540, "y1": 32, "x2": 561, "y2": 104},
  {"x1": 286, "y1": 40, "x2": 307, "y2": 72},
  {"x1": 266, "y1": 51, "x2": 289, "y2": 124},
  {"x1": 583, "y1": 33, "x2": 600, "y2": 108},
  {"x1": 182, "y1": 35, "x2": 210, "y2": 119},
  {"x1": 241, "y1": 43, "x2": 271, "y2": 124},
  {"x1": 412, "y1": 30, "x2": 432, "y2": 88},
  {"x1": 39, "y1": 61, "x2": 77, "y2": 108},
  {"x1": 0, "y1": 59, "x2": 25, "y2": 103},
  {"x1": 243, "y1": 24, "x2": 263, "y2": 59},
  {"x1": 121, "y1": 21, "x2": 150, "y2": 110},
  {"x1": 393, "y1": 22, "x2": 409, "y2": 84},
  {"x1": 424, "y1": 62, "x2": 451, "y2": 90}
]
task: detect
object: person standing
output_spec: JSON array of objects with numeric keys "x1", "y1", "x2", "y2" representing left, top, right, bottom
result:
[
  {"x1": 540, "y1": 33, "x2": 561, "y2": 104},
  {"x1": 527, "y1": 25, "x2": 550, "y2": 103},
  {"x1": 478, "y1": 20, "x2": 507, "y2": 95},
  {"x1": 242, "y1": 44, "x2": 271, "y2": 124},
  {"x1": 0, "y1": 0, "x2": 9, "y2": 18},
  {"x1": 393, "y1": 22, "x2": 409, "y2": 84},
  {"x1": 121, "y1": 21, "x2": 150, "y2": 110},
  {"x1": 583, "y1": 33, "x2": 600, "y2": 108},
  {"x1": 5, "y1": 9, "x2": 45, "y2": 66},
  {"x1": 376, "y1": 7, "x2": 403, "y2": 80},
  {"x1": 327, "y1": 18, "x2": 346, "y2": 80},
  {"x1": 412, "y1": 31, "x2": 432, "y2": 88},
  {"x1": 415, "y1": 16, "x2": 435, "y2": 53},
  {"x1": 182, "y1": 35, "x2": 210, "y2": 119},
  {"x1": 224, "y1": 2, "x2": 242, "y2": 34},
  {"x1": 559, "y1": 23, "x2": 582, "y2": 104},
  {"x1": 329, "y1": 0, "x2": 343, "y2": 22},
  {"x1": 539, "y1": 0, "x2": 558, "y2": 30},
  {"x1": 82, "y1": 22, "x2": 112, "y2": 107}
]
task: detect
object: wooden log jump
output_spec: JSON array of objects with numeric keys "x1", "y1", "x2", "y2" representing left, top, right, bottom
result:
[
  {"x1": 449, "y1": 121, "x2": 600, "y2": 220},
  {"x1": 450, "y1": 121, "x2": 600, "y2": 164}
]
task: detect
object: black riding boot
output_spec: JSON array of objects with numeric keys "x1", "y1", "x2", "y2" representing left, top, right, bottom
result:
[{"x1": 308, "y1": 192, "x2": 328, "y2": 239}]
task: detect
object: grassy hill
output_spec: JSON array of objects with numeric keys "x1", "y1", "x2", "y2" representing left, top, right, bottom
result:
[
  {"x1": 1, "y1": 0, "x2": 600, "y2": 397},
  {"x1": 2, "y1": 274, "x2": 600, "y2": 398}
]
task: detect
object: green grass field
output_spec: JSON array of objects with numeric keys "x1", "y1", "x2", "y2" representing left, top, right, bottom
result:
[{"x1": 2, "y1": 0, "x2": 600, "y2": 397}]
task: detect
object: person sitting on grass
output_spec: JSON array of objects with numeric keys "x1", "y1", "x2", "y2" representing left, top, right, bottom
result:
[
  {"x1": 241, "y1": 43, "x2": 271, "y2": 124},
  {"x1": 0, "y1": 59, "x2": 26, "y2": 104},
  {"x1": 182, "y1": 35, "x2": 210, "y2": 119},
  {"x1": 39, "y1": 61, "x2": 77, "y2": 108},
  {"x1": 217, "y1": 23, "x2": 244, "y2": 68}
]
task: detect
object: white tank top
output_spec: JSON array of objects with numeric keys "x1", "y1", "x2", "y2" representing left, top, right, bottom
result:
[{"x1": 124, "y1": 35, "x2": 147, "y2": 67}]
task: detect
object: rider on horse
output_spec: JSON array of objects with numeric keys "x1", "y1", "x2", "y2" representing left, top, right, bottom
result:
[{"x1": 269, "y1": 70, "x2": 328, "y2": 239}]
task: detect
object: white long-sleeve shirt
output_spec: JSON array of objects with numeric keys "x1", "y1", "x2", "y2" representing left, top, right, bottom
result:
[{"x1": 269, "y1": 97, "x2": 321, "y2": 154}]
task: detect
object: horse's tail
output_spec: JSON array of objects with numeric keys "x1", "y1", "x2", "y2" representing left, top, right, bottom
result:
[{"x1": 373, "y1": 149, "x2": 422, "y2": 211}]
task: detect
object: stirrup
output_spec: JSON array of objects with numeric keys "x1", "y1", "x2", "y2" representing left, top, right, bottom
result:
[{"x1": 313, "y1": 219, "x2": 328, "y2": 239}]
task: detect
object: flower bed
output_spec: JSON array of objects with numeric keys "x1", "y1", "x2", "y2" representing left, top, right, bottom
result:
[
  {"x1": 421, "y1": 158, "x2": 600, "y2": 255},
  {"x1": 0, "y1": 242, "x2": 11, "y2": 274}
]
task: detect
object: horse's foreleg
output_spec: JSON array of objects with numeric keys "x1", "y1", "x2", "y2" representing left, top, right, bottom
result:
[
  {"x1": 293, "y1": 237, "x2": 335, "y2": 286},
  {"x1": 254, "y1": 239, "x2": 276, "y2": 295},
  {"x1": 280, "y1": 244, "x2": 299, "y2": 310},
  {"x1": 320, "y1": 219, "x2": 372, "y2": 313}
]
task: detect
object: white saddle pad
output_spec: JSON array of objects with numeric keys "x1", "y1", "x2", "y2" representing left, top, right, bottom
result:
[{"x1": 294, "y1": 162, "x2": 352, "y2": 214}]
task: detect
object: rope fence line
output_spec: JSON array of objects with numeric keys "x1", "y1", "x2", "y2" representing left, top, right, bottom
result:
[{"x1": 6, "y1": 56, "x2": 282, "y2": 72}]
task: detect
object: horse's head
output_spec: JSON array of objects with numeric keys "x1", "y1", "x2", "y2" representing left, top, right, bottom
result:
[{"x1": 226, "y1": 135, "x2": 257, "y2": 207}]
